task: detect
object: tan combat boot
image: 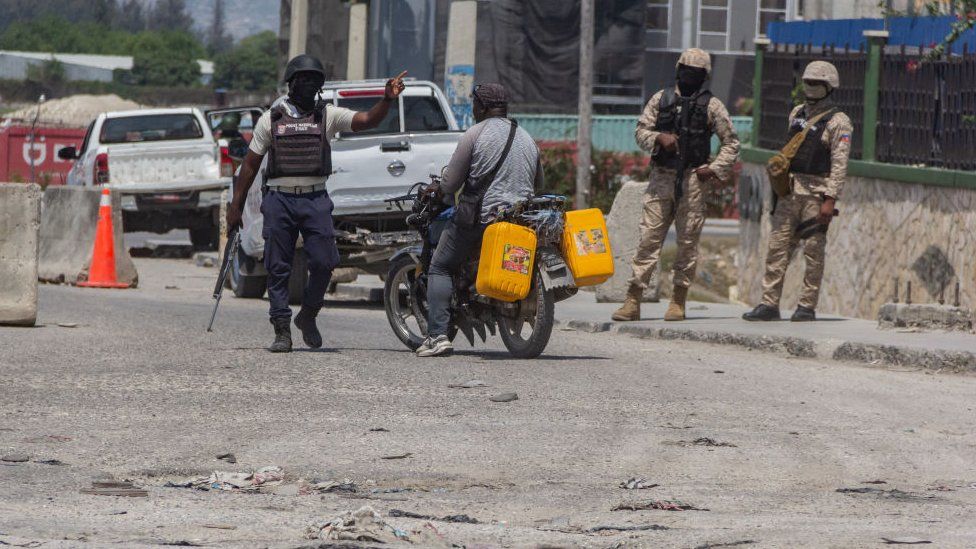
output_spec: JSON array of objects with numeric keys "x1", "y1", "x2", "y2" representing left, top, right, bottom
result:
[
  {"x1": 664, "y1": 285, "x2": 688, "y2": 321},
  {"x1": 611, "y1": 284, "x2": 643, "y2": 322}
]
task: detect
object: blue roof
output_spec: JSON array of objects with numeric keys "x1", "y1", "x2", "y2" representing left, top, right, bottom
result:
[{"x1": 767, "y1": 16, "x2": 976, "y2": 52}]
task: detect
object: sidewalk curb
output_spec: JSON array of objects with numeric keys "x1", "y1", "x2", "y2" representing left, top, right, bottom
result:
[{"x1": 558, "y1": 319, "x2": 976, "y2": 374}]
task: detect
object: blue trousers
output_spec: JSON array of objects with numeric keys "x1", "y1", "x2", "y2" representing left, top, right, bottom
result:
[
  {"x1": 262, "y1": 189, "x2": 339, "y2": 320},
  {"x1": 426, "y1": 220, "x2": 485, "y2": 337}
]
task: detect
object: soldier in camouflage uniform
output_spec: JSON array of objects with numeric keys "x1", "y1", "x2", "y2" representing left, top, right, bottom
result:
[
  {"x1": 612, "y1": 48, "x2": 740, "y2": 322},
  {"x1": 743, "y1": 61, "x2": 853, "y2": 322}
]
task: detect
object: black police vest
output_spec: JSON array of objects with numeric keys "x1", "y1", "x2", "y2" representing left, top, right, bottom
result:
[
  {"x1": 788, "y1": 108, "x2": 836, "y2": 176},
  {"x1": 652, "y1": 88, "x2": 713, "y2": 170},
  {"x1": 266, "y1": 103, "x2": 332, "y2": 178}
]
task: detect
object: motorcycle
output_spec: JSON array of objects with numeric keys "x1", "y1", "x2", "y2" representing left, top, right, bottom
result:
[{"x1": 382, "y1": 175, "x2": 578, "y2": 358}]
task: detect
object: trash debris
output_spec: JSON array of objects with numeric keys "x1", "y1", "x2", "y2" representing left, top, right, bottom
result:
[
  {"x1": 612, "y1": 500, "x2": 708, "y2": 511},
  {"x1": 587, "y1": 524, "x2": 669, "y2": 533},
  {"x1": 694, "y1": 541, "x2": 756, "y2": 549},
  {"x1": 370, "y1": 487, "x2": 413, "y2": 494},
  {"x1": 166, "y1": 466, "x2": 284, "y2": 492},
  {"x1": 313, "y1": 479, "x2": 358, "y2": 493},
  {"x1": 489, "y1": 392, "x2": 518, "y2": 403},
  {"x1": 194, "y1": 253, "x2": 217, "y2": 268},
  {"x1": 1, "y1": 454, "x2": 29, "y2": 463},
  {"x1": 863, "y1": 480, "x2": 888, "y2": 484},
  {"x1": 881, "y1": 538, "x2": 932, "y2": 545},
  {"x1": 664, "y1": 437, "x2": 737, "y2": 448},
  {"x1": 202, "y1": 524, "x2": 236, "y2": 530},
  {"x1": 81, "y1": 480, "x2": 148, "y2": 497},
  {"x1": 448, "y1": 379, "x2": 487, "y2": 389},
  {"x1": 836, "y1": 487, "x2": 936, "y2": 501},
  {"x1": 619, "y1": 477, "x2": 659, "y2": 490},
  {"x1": 369, "y1": 427, "x2": 390, "y2": 432},
  {"x1": 164, "y1": 285, "x2": 179, "y2": 290},
  {"x1": 215, "y1": 453, "x2": 237, "y2": 464},
  {"x1": 380, "y1": 453, "x2": 413, "y2": 460},
  {"x1": 34, "y1": 459, "x2": 66, "y2": 466},
  {"x1": 713, "y1": 370, "x2": 725, "y2": 374},
  {"x1": 57, "y1": 322, "x2": 78, "y2": 328},
  {"x1": 307, "y1": 507, "x2": 456, "y2": 547},
  {"x1": 389, "y1": 509, "x2": 479, "y2": 524},
  {"x1": 108, "y1": 510, "x2": 127, "y2": 515}
]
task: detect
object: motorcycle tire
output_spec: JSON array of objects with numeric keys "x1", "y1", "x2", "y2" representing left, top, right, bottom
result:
[{"x1": 498, "y1": 269, "x2": 555, "y2": 359}]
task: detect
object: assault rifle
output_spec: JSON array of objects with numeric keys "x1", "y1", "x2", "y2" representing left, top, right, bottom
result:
[{"x1": 207, "y1": 230, "x2": 241, "y2": 332}]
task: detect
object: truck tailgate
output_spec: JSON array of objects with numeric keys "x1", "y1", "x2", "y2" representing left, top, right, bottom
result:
[
  {"x1": 107, "y1": 140, "x2": 227, "y2": 193},
  {"x1": 329, "y1": 132, "x2": 461, "y2": 215}
]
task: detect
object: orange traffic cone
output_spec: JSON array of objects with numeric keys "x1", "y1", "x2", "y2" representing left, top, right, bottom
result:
[{"x1": 77, "y1": 188, "x2": 130, "y2": 289}]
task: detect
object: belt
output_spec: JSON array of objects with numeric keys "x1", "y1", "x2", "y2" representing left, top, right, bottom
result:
[{"x1": 267, "y1": 183, "x2": 326, "y2": 195}]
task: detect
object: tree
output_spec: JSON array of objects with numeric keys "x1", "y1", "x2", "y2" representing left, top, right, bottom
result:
[
  {"x1": 114, "y1": 0, "x2": 147, "y2": 32},
  {"x1": 147, "y1": 0, "x2": 194, "y2": 34},
  {"x1": 213, "y1": 31, "x2": 278, "y2": 91},
  {"x1": 130, "y1": 30, "x2": 204, "y2": 87},
  {"x1": 208, "y1": 0, "x2": 232, "y2": 55}
]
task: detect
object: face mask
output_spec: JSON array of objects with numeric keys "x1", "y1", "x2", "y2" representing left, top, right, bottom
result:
[
  {"x1": 676, "y1": 65, "x2": 707, "y2": 96},
  {"x1": 803, "y1": 82, "x2": 829, "y2": 101},
  {"x1": 288, "y1": 75, "x2": 323, "y2": 112}
]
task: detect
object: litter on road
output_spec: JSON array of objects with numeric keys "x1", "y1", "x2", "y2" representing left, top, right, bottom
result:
[
  {"x1": 586, "y1": 524, "x2": 670, "y2": 533},
  {"x1": 489, "y1": 392, "x2": 518, "y2": 402},
  {"x1": 612, "y1": 500, "x2": 709, "y2": 511},
  {"x1": 448, "y1": 379, "x2": 487, "y2": 389},
  {"x1": 388, "y1": 508, "x2": 480, "y2": 524},
  {"x1": 380, "y1": 452, "x2": 413, "y2": 460},
  {"x1": 166, "y1": 466, "x2": 284, "y2": 492},
  {"x1": 305, "y1": 506, "x2": 455, "y2": 547},
  {"x1": 215, "y1": 453, "x2": 236, "y2": 464},
  {"x1": 620, "y1": 477, "x2": 659, "y2": 490},
  {"x1": 1, "y1": 454, "x2": 29, "y2": 463},
  {"x1": 664, "y1": 437, "x2": 737, "y2": 448},
  {"x1": 836, "y1": 487, "x2": 937, "y2": 501},
  {"x1": 881, "y1": 537, "x2": 933, "y2": 545},
  {"x1": 80, "y1": 480, "x2": 148, "y2": 497}
]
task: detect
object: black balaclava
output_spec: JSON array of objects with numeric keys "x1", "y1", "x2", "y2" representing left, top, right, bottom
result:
[
  {"x1": 676, "y1": 64, "x2": 707, "y2": 97},
  {"x1": 288, "y1": 72, "x2": 324, "y2": 113}
]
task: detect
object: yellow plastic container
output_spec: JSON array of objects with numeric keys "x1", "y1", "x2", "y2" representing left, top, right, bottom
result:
[
  {"x1": 561, "y1": 208, "x2": 614, "y2": 286},
  {"x1": 476, "y1": 222, "x2": 537, "y2": 302}
]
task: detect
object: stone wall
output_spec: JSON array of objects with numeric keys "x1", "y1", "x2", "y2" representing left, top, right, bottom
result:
[{"x1": 738, "y1": 162, "x2": 975, "y2": 319}]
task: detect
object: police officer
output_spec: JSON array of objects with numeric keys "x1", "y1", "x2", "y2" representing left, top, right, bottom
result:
[
  {"x1": 743, "y1": 61, "x2": 853, "y2": 322},
  {"x1": 612, "y1": 48, "x2": 740, "y2": 323},
  {"x1": 226, "y1": 55, "x2": 406, "y2": 352}
]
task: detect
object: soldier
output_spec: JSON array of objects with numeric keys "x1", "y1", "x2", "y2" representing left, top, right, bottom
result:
[
  {"x1": 742, "y1": 61, "x2": 853, "y2": 322},
  {"x1": 612, "y1": 48, "x2": 740, "y2": 322}
]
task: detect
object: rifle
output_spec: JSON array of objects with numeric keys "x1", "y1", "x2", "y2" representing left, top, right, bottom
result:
[
  {"x1": 207, "y1": 230, "x2": 241, "y2": 332},
  {"x1": 795, "y1": 208, "x2": 839, "y2": 240}
]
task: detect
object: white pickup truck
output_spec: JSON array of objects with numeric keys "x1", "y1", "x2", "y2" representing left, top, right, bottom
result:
[
  {"x1": 213, "y1": 79, "x2": 462, "y2": 301},
  {"x1": 59, "y1": 107, "x2": 229, "y2": 250}
]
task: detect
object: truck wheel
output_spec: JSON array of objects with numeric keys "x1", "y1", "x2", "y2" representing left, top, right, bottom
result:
[
  {"x1": 288, "y1": 249, "x2": 308, "y2": 305},
  {"x1": 230, "y1": 246, "x2": 267, "y2": 298},
  {"x1": 190, "y1": 225, "x2": 219, "y2": 251}
]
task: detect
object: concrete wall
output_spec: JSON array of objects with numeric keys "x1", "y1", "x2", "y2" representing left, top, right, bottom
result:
[
  {"x1": 738, "y1": 162, "x2": 975, "y2": 319},
  {"x1": 0, "y1": 183, "x2": 42, "y2": 326}
]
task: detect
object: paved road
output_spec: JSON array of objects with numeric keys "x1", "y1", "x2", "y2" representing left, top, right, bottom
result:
[{"x1": 1, "y1": 258, "x2": 975, "y2": 548}]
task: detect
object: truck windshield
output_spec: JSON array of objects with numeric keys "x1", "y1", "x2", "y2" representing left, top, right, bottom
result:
[
  {"x1": 100, "y1": 114, "x2": 204, "y2": 144},
  {"x1": 403, "y1": 97, "x2": 449, "y2": 131},
  {"x1": 335, "y1": 97, "x2": 400, "y2": 136}
]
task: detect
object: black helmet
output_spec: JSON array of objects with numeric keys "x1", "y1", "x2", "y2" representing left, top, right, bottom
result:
[{"x1": 283, "y1": 54, "x2": 325, "y2": 83}]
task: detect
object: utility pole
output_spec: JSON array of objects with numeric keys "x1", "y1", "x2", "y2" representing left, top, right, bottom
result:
[{"x1": 575, "y1": 0, "x2": 594, "y2": 209}]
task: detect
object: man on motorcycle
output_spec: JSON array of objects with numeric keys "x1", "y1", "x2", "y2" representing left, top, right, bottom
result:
[{"x1": 417, "y1": 83, "x2": 545, "y2": 357}]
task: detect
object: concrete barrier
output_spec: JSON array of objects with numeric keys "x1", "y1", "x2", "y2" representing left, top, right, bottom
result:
[
  {"x1": 596, "y1": 180, "x2": 661, "y2": 303},
  {"x1": 38, "y1": 186, "x2": 137, "y2": 287},
  {"x1": 0, "y1": 183, "x2": 42, "y2": 326}
]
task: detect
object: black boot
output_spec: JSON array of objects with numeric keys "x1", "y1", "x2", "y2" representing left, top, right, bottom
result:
[
  {"x1": 791, "y1": 306, "x2": 816, "y2": 322},
  {"x1": 294, "y1": 306, "x2": 322, "y2": 348},
  {"x1": 742, "y1": 304, "x2": 781, "y2": 321},
  {"x1": 269, "y1": 317, "x2": 293, "y2": 353}
]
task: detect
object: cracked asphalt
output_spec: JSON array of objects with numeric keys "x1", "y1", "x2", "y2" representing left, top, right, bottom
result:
[{"x1": 1, "y1": 258, "x2": 975, "y2": 548}]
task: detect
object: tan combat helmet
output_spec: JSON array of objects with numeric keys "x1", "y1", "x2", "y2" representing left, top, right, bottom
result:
[
  {"x1": 802, "y1": 60, "x2": 840, "y2": 89},
  {"x1": 676, "y1": 48, "x2": 712, "y2": 75}
]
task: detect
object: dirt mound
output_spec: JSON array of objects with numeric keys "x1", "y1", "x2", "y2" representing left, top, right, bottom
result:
[{"x1": 1, "y1": 94, "x2": 144, "y2": 128}]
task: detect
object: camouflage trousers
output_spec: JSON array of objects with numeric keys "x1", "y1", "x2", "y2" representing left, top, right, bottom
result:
[
  {"x1": 627, "y1": 168, "x2": 706, "y2": 290},
  {"x1": 761, "y1": 193, "x2": 828, "y2": 310}
]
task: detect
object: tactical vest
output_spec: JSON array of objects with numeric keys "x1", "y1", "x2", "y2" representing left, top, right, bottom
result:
[
  {"x1": 788, "y1": 107, "x2": 835, "y2": 176},
  {"x1": 652, "y1": 88, "x2": 713, "y2": 170},
  {"x1": 266, "y1": 102, "x2": 332, "y2": 179}
]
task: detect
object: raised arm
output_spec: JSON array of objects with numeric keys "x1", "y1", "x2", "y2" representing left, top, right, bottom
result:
[{"x1": 351, "y1": 71, "x2": 407, "y2": 131}]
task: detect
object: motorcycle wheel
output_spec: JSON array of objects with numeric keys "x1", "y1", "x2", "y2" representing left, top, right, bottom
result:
[
  {"x1": 498, "y1": 269, "x2": 554, "y2": 359},
  {"x1": 384, "y1": 254, "x2": 429, "y2": 351}
]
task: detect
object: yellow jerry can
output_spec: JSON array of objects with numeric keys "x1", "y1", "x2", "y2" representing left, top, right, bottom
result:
[
  {"x1": 476, "y1": 222, "x2": 537, "y2": 302},
  {"x1": 561, "y1": 208, "x2": 614, "y2": 287}
]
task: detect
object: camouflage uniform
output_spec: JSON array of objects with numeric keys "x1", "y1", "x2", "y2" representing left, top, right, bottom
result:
[
  {"x1": 760, "y1": 104, "x2": 853, "y2": 311},
  {"x1": 627, "y1": 90, "x2": 740, "y2": 291}
]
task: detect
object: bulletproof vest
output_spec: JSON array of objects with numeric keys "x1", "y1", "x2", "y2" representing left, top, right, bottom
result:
[
  {"x1": 652, "y1": 88, "x2": 713, "y2": 170},
  {"x1": 789, "y1": 107, "x2": 836, "y2": 176},
  {"x1": 266, "y1": 102, "x2": 332, "y2": 178}
]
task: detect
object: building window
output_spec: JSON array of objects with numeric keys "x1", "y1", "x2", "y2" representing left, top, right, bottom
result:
[
  {"x1": 698, "y1": 0, "x2": 729, "y2": 52},
  {"x1": 758, "y1": 0, "x2": 788, "y2": 36},
  {"x1": 646, "y1": 0, "x2": 669, "y2": 33}
]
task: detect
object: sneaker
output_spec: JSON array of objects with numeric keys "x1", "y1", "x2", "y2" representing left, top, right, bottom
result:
[{"x1": 416, "y1": 334, "x2": 453, "y2": 357}]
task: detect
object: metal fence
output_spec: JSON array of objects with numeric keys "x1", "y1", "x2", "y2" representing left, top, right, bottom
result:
[
  {"x1": 758, "y1": 44, "x2": 866, "y2": 160},
  {"x1": 878, "y1": 47, "x2": 976, "y2": 170}
]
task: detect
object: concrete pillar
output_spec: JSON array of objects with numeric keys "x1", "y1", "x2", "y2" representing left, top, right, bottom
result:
[
  {"x1": 0, "y1": 183, "x2": 42, "y2": 326},
  {"x1": 288, "y1": 0, "x2": 309, "y2": 59},
  {"x1": 444, "y1": 0, "x2": 478, "y2": 128},
  {"x1": 752, "y1": 36, "x2": 770, "y2": 148},
  {"x1": 346, "y1": 2, "x2": 368, "y2": 80}
]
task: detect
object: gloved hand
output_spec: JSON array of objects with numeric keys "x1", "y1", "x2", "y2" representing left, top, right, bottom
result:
[{"x1": 817, "y1": 196, "x2": 836, "y2": 225}]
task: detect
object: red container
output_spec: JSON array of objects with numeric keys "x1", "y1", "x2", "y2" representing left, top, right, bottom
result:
[{"x1": 0, "y1": 125, "x2": 87, "y2": 184}]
